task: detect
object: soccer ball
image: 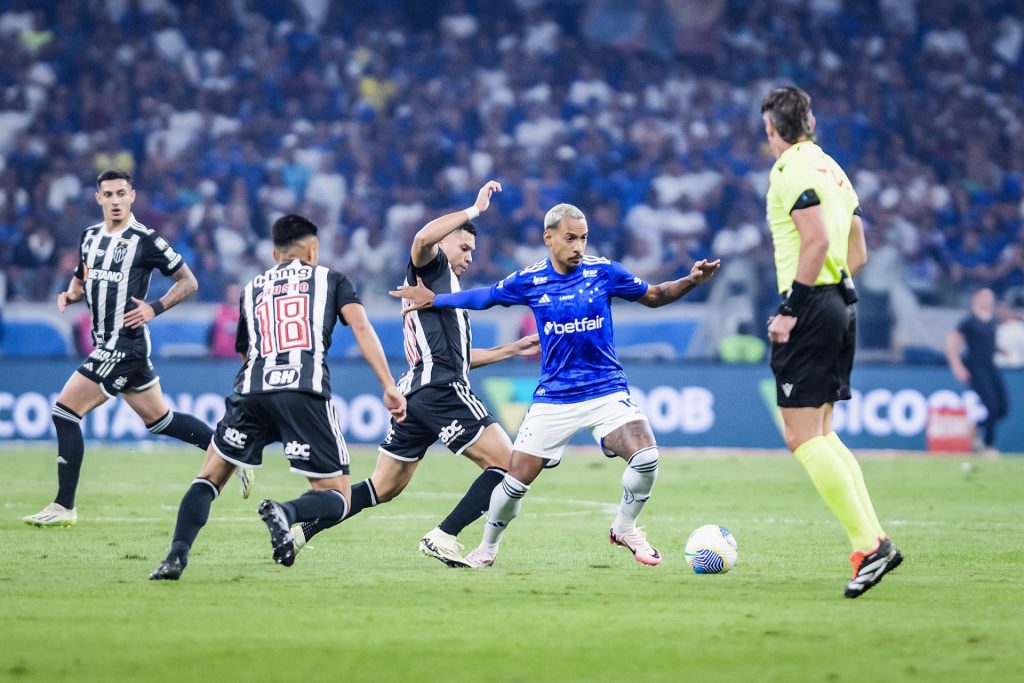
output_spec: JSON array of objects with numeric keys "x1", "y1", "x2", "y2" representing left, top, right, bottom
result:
[{"x1": 684, "y1": 524, "x2": 738, "y2": 574}]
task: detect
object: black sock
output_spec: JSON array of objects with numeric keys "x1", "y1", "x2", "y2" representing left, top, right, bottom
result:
[
  {"x1": 167, "y1": 478, "x2": 219, "y2": 565},
  {"x1": 438, "y1": 467, "x2": 507, "y2": 536},
  {"x1": 147, "y1": 411, "x2": 213, "y2": 449},
  {"x1": 53, "y1": 403, "x2": 84, "y2": 510},
  {"x1": 281, "y1": 490, "x2": 347, "y2": 525},
  {"x1": 299, "y1": 479, "x2": 377, "y2": 542}
]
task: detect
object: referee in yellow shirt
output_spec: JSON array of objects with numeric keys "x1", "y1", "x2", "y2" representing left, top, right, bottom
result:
[{"x1": 762, "y1": 86, "x2": 902, "y2": 598}]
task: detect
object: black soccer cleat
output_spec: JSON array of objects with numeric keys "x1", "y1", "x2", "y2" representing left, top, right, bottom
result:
[
  {"x1": 149, "y1": 557, "x2": 184, "y2": 581},
  {"x1": 258, "y1": 499, "x2": 296, "y2": 567},
  {"x1": 844, "y1": 537, "x2": 901, "y2": 598}
]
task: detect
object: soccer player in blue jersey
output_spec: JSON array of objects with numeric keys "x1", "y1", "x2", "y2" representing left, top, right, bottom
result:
[{"x1": 392, "y1": 203, "x2": 719, "y2": 567}]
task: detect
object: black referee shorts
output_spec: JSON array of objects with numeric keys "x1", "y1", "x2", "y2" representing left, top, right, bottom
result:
[
  {"x1": 770, "y1": 285, "x2": 855, "y2": 408},
  {"x1": 379, "y1": 382, "x2": 496, "y2": 461},
  {"x1": 212, "y1": 391, "x2": 349, "y2": 477}
]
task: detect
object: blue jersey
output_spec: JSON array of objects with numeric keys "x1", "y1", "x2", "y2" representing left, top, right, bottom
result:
[{"x1": 490, "y1": 256, "x2": 648, "y2": 403}]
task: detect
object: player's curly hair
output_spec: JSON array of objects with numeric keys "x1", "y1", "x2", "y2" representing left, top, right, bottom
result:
[
  {"x1": 761, "y1": 86, "x2": 814, "y2": 144},
  {"x1": 543, "y1": 203, "x2": 586, "y2": 231}
]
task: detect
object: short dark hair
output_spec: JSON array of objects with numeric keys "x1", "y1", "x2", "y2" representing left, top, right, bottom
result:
[
  {"x1": 761, "y1": 86, "x2": 814, "y2": 144},
  {"x1": 460, "y1": 222, "x2": 477, "y2": 236},
  {"x1": 96, "y1": 169, "x2": 132, "y2": 188},
  {"x1": 272, "y1": 214, "x2": 318, "y2": 247}
]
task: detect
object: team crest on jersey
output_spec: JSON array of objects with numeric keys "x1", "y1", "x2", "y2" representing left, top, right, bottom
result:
[{"x1": 113, "y1": 241, "x2": 129, "y2": 263}]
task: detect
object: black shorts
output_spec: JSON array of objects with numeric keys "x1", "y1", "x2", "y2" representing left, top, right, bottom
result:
[
  {"x1": 379, "y1": 382, "x2": 496, "y2": 461},
  {"x1": 212, "y1": 391, "x2": 350, "y2": 477},
  {"x1": 770, "y1": 286, "x2": 854, "y2": 408},
  {"x1": 76, "y1": 349, "x2": 158, "y2": 398}
]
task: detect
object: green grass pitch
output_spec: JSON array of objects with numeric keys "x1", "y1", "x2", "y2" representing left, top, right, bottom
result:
[{"x1": 1, "y1": 445, "x2": 1022, "y2": 682}]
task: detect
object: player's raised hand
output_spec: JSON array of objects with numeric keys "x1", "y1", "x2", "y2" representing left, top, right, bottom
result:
[
  {"x1": 690, "y1": 258, "x2": 721, "y2": 285},
  {"x1": 383, "y1": 385, "x2": 408, "y2": 423},
  {"x1": 474, "y1": 180, "x2": 502, "y2": 214},
  {"x1": 389, "y1": 276, "x2": 436, "y2": 313},
  {"x1": 124, "y1": 297, "x2": 156, "y2": 328}
]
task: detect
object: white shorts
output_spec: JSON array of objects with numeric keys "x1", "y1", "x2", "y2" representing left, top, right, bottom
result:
[{"x1": 513, "y1": 391, "x2": 648, "y2": 464}]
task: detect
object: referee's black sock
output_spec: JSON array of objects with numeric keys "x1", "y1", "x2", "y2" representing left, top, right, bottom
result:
[
  {"x1": 146, "y1": 410, "x2": 213, "y2": 450},
  {"x1": 53, "y1": 403, "x2": 85, "y2": 510},
  {"x1": 281, "y1": 490, "x2": 348, "y2": 525},
  {"x1": 167, "y1": 478, "x2": 219, "y2": 565},
  {"x1": 438, "y1": 467, "x2": 507, "y2": 536},
  {"x1": 298, "y1": 478, "x2": 377, "y2": 542}
]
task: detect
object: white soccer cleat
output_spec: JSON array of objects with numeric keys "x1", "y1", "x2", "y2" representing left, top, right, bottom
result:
[
  {"x1": 460, "y1": 546, "x2": 496, "y2": 568},
  {"x1": 610, "y1": 527, "x2": 662, "y2": 566},
  {"x1": 23, "y1": 502, "x2": 78, "y2": 527},
  {"x1": 419, "y1": 527, "x2": 470, "y2": 568},
  {"x1": 238, "y1": 467, "x2": 255, "y2": 499}
]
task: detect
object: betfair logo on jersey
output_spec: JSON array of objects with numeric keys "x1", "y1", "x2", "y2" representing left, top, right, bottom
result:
[
  {"x1": 222, "y1": 427, "x2": 248, "y2": 449},
  {"x1": 264, "y1": 366, "x2": 300, "y2": 388},
  {"x1": 543, "y1": 316, "x2": 604, "y2": 335},
  {"x1": 437, "y1": 419, "x2": 465, "y2": 446},
  {"x1": 87, "y1": 268, "x2": 124, "y2": 282},
  {"x1": 284, "y1": 441, "x2": 311, "y2": 460}
]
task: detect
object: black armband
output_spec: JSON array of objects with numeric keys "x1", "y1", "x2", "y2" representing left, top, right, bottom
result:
[
  {"x1": 777, "y1": 281, "x2": 812, "y2": 317},
  {"x1": 149, "y1": 300, "x2": 166, "y2": 316},
  {"x1": 853, "y1": 205, "x2": 863, "y2": 217},
  {"x1": 790, "y1": 188, "x2": 821, "y2": 212}
]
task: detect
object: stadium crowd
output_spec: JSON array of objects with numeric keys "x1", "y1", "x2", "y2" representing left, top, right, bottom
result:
[{"x1": 0, "y1": 0, "x2": 1022, "y2": 326}]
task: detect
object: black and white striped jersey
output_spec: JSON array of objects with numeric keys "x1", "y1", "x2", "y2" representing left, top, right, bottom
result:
[
  {"x1": 74, "y1": 214, "x2": 184, "y2": 358},
  {"x1": 397, "y1": 251, "x2": 472, "y2": 395},
  {"x1": 233, "y1": 259, "x2": 361, "y2": 398}
]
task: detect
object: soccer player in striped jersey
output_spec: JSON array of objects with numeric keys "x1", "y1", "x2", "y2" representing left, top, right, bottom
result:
[
  {"x1": 393, "y1": 203, "x2": 720, "y2": 568},
  {"x1": 290, "y1": 181, "x2": 539, "y2": 568},
  {"x1": 23, "y1": 170, "x2": 222, "y2": 528},
  {"x1": 150, "y1": 214, "x2": 407, "y2": 580}
]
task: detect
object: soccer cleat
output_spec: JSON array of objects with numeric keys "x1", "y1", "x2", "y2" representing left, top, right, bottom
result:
[
  {"x1": 258, "y1": 499, "x2": 295, "y2": 567},
  {"x1": 23, "y1": 502, "x2": 77, "y2": 527},
  {"x1": 844, "y1": 537, "x2": 901, "y2": 598},
  {"x1": 610, "y1": 527, "x2": 662, "y2": 566},
  {"x1": 148, "y1": 557, "x2": 184, "y2": 581},
  {"x1": 238, "y1": 467, "x2": 255, "y2": 499},
  {"x1": 460, "y1": 546, "x2": 496, "y2": 568},
  {"x1": 419, "y1": 527, "x2": 471, "y2": 568}
]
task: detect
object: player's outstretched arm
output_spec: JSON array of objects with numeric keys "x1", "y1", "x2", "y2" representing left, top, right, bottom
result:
[
  {"x1": 342, "y1": 302, "x2": 408, "y2": 422},
  {"x1": 124, "y1": 264, "x2": 198, "y2": 328},
  {"x1": 57, "y1": 276, "x2": 85, "y2": 313},
  {"x1": 470, "y1": 334, "x2": 540, "y2": 369},
  {"x1": 411, "y1": 180, "x2": 502, "y2": 267},
  {"x1": 389, "y1": 277, "x2": 501, "y2": 313},
  {"x1": 944, "y1": 330, "x2": 970, "y2": 384},
  {"x1": 638, "y1": 258, "x2": 721, "y2": 308}
]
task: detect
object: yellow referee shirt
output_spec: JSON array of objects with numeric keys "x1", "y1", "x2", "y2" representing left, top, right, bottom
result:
[{"x1": 766, "y1": 141, "x2": 860, "y2": 293}]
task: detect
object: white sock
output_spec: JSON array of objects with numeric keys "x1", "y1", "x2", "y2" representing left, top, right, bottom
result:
[
  {"x1": 480, "y1": 474, "x2": 529, "y2": 554},
  {"x1": 612, "y1": 447, "x2": 659, "y2": 533}
]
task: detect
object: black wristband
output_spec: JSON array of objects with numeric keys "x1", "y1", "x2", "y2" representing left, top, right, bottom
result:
[
  {"x1": 149, "y1": 300, "x2": 166, "y2": 316},
  {"x1": 778, "y1": 281, "x2": 812, "y2": 317}
]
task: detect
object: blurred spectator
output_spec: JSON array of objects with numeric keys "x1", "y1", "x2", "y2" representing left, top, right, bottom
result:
[{"x1": 209, "y1": 283, "x2": 242, "y2": 359}]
